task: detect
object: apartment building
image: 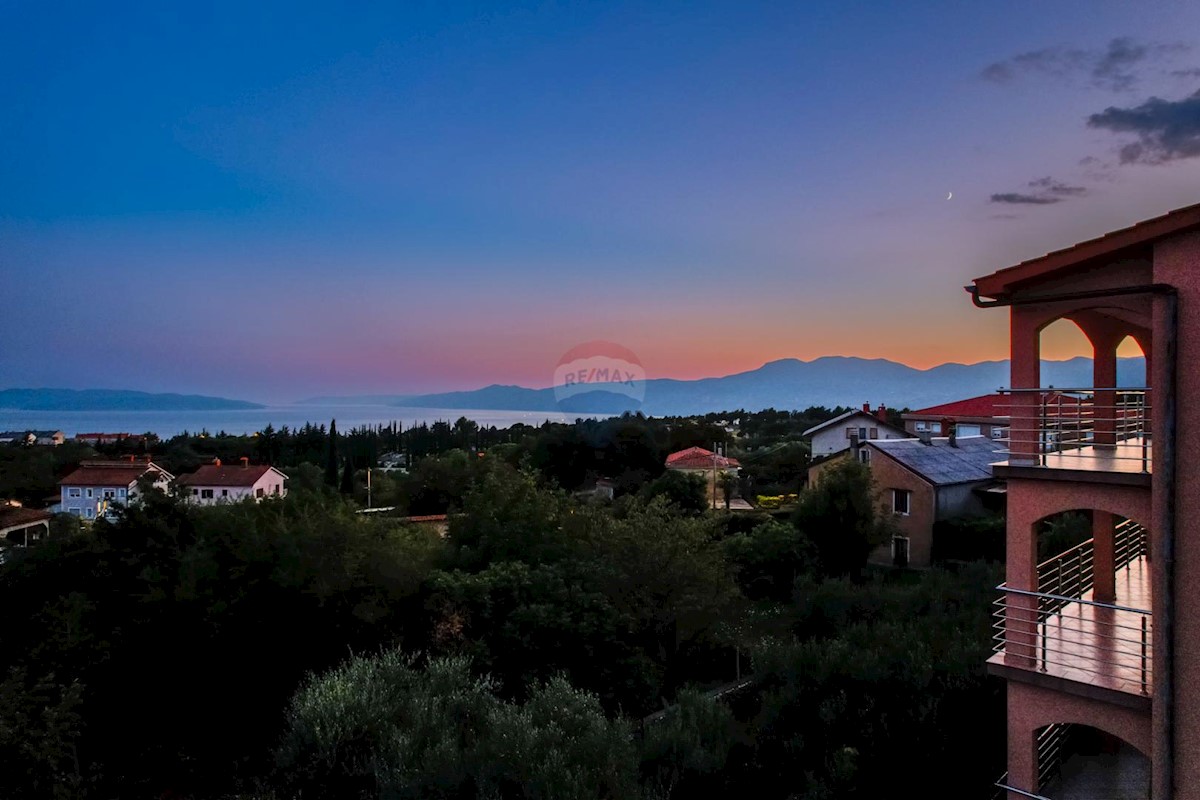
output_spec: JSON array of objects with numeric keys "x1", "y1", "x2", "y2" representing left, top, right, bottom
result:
[{"x1": 973, "y1": 202, "x2": 1200, "y2": 799}]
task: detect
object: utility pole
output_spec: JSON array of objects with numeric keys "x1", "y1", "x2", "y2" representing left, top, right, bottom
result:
[{"x1": 367, "y1": 467, "x2": 372, "y2": 509}]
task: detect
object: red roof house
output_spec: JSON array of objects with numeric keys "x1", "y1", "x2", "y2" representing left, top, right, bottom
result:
[{"x1": 665, "y1": 446, "x2": 741, "y2": 470}]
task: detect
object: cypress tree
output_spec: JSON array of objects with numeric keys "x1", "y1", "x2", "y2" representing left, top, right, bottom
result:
[
  {"x1": 340, "y1": 454, "x2": 354, "y2": 495},
  {"x1": 325, "y1": 419, "x2": 339, "y2": 487}
]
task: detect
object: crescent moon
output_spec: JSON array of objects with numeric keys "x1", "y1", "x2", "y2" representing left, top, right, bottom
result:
[{"x1": 946, "y1": 191, "x2": 953, "y2": 200}]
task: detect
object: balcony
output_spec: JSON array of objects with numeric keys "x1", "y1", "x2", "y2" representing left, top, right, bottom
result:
[
  {"x1": 988, "y1": 522, "x2": 1151, "y2": 706},
  {"x1": 990, "y1": 388, "x2": 1151, "y2": 487}
]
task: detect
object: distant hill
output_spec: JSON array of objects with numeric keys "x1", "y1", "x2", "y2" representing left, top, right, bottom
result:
[
  {"x1": 357, "y1": 355, "x2": 1146, "y2": 417},
  {"x1": 0, "y1": 388, "x2": 264, "y2": 411}
]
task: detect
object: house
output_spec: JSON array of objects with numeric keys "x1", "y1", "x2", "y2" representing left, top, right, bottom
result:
[
  {"x1": 970, "y1": 202, "x2": 1200, "y2": 799},
  {"x1": 0, "y1": 505, "x2": 52, "y2": 547},
  {"x1": 74, "y1": 432, "x2": 151, "y2": 446},
  {"x1": 902, "y1": 392, "x2": 1095, "y2": 446},
  {"x1": 58, "y1": 457, "x2": 174, "y2": 520},
  {"x1": 377, "y1": 451, "x2": 408, "y2": 471},
  {"x1": 665, "y1": 446, "x2": 741, "y2": 508},
  {"x1": 864, "y1": 433, "x2": 1002, "y2": 568},
  {"x1": 0, "y1": 430, "x2": 65, "y2": 446},
  {"x1": 177, "y1": 458, "x2": 288, "y2": 504},
  {"x1": 903, "y1": 396, "x2": 1011, "y2": 440},
  {"x1": 802, "y1": 403, "x2": 910, "y2": 459}
]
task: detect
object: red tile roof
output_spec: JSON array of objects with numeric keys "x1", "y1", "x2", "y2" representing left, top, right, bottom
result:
[
  {"x1": 0, "y1": 506, "x2": 53, "y2": 530},
  {"x1": 907, "y1": 395, "x2": 1007, "y2": 418},
  {"x1": 665, "y1": 446, "x2": 741, "y2": 469},
  {"x1": 59, "y1": 460, "x2": 167, "y2": 487},
  {"x1": 973, "y1": 201, "x2": 1200, "y2": 297},
  {"x1": 177, "y1": 463, "x2": 281, "y2": 487},
  {"x1": 908, "y1": 392, "x2": 1085, "y2": 420}
]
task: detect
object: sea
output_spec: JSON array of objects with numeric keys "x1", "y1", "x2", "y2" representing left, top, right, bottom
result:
[{"x1": 0, "y1": 405, "x2": 598, "y2": 439}]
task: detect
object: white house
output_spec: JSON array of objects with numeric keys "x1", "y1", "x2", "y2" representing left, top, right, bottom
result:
[
  {"x1": 58, "y1": 458, "x2": 174, "y2": 520},
  {"x1": 802, "y1": 403, "x2": 912, "y2": 460},
  {"x1": 177, "y1": 458, "x2": 288, "y2": 504}
]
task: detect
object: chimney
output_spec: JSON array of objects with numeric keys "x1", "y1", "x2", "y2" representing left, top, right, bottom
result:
[
  {"x1": 213, "y1": 457, "x2": 221, "y2": 467},
  {"x1": 943, "y1": 417, "x2": 957, "y2": 447},
  {"x1": 875, "y1": 404, "x2": 888, "y2": 422},
  {"x1": 918, "y1": 431, "x2": 932, "y2": 445},
  {"x1": 240, "y1": 456, "x2": 249, "y2": 469},
  {"x1": 862, "y1": 402, "x2": 871, "y2": 414}
]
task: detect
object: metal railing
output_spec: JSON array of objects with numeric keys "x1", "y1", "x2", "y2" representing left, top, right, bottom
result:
[
  {"x1": 993, "y1": 387, "x2": 1151, "y2": 472},
  {"x1": 1036, "y1": 519, "x2": 1147, "y2": 613},
  {"x1": 992, "y1": 586, "x2": 1152, "y2": 695}
]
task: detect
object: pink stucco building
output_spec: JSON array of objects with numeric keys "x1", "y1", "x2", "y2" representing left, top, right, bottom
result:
[{"x1": 971, "y1": 202, "x2": 1200, "y2": 799}]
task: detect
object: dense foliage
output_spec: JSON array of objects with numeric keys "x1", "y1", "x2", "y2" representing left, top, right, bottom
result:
[{"x1": 0, "y1": 441, "x2": 1002, "y2": 799}]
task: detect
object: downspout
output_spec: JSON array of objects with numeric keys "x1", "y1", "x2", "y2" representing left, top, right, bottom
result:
[{"x1": 1161, "y1": 289, "x2": 1178, "y2": 800}]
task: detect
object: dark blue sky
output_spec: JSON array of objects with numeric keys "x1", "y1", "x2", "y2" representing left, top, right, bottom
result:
[{"x1": 3, "y1": 1, "x2": 1198, "y2": 401}]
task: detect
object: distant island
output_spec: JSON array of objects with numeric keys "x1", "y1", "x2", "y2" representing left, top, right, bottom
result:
[
  {"x1": 0, "y1": 388, "x2": 264, "y2": 412},
  {"x1": 299, "y1": 355, "x2": 1148, "y2": 417}
]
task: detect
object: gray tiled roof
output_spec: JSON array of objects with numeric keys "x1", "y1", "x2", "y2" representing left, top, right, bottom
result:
[{"x1": 868, "y1": 435, "x2": 1002, "y2": 485}]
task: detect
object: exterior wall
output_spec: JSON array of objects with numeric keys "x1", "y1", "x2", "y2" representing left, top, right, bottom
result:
[
  {"x1": 903, "y1": 416, "x2": 1005, "y2": 440},
  {"x1": 810, "y1": 412, "x2": 903, "y2": 457},
  {"x1": 805, "y1": 449, "x2": 849, "y2": 487},
  {"x1": 1006, "y1": 681, "x2": 1152, "y2": 795},
  {"x1": 934, "y1": 482, "x2": 988, "y2": 520},
  {"x1": 186, "y1": 470, "x2": 287, "y2": 505},
  {"x1": 866, "y1": 451, "x2": 935, "y2": 567},
  {"x1": 1152, "y1": 229, "x2": 1200, "y2": 799},
  {"x1": 60, "y1": 481, "x2": 135, "y2": 519}
]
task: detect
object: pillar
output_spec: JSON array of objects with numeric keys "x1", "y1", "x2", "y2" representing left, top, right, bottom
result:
[
  {"x1": 1010, "y1": 308, "x2": 1042, "y2": 465},
  {"x1": 1006, "y1": 719, "x2": 1039, "y2": 798},
  {"x1": 1092, "y1": 511, "x2": 1117, "y2": 604},
  {"x1": 1093, "y1": 336, "x2": 1119, "y2": 448}
]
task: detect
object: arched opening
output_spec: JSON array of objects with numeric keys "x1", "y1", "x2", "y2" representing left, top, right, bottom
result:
[
  {"x1": 1034, "y1": 723, "x2": 1149, "y2": 799},
  {"x1": 1009, "y1": 509, "x2": 1153, "y2": 697},
  {"x1": 1116, "y1": 335, "x2": 1146, "y2": 386},
  {"x1": 1039, "y1": 318, "x2": 1094, "y2": 388}
]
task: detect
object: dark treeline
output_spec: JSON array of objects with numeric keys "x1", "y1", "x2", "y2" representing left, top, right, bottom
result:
[
  {"x1": 0, "y1": 456, "x2": 1003, "y2": 799},
  {"x1": 80, "y1": 406, "x2": 852, "y2": 502}
]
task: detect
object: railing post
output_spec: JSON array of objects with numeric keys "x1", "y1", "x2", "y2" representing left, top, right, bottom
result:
[
  {"x1": 1040, "y1": 613, "x2": 1048, "y2": 672},
  {"x1": 1141, "y1": 615, "x2": 1149, "y2": 695}
]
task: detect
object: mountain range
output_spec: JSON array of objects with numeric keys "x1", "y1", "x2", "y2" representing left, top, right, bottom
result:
[
  {"x1": 0, "y1": 388, "x2": 264, "y2": 412},
  {"x1": 301, "y1": 355, "x2": 1147, "y2": 417}
]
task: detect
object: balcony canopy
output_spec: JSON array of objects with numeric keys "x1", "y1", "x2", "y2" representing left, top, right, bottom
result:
[{"x1": 971, "y1": 201, "x2": 1200, "y2": 300}]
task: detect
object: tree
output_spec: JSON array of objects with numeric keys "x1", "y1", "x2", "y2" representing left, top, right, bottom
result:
[
  {"x1": 792, "y1": 459, "x2": 894, "y2": 576},
  {"x1": 639, "y1": 471, "x2": 707, "y2": 515},
  {"x1": 276, "y1": 649, "x2": 639, "y2": 799},
  {"x1": 324, "y1": 419, "x2": 339, "y2": 488},
  {"x1": 340, "y1": 454, "x2": 354, "y2": 496}
]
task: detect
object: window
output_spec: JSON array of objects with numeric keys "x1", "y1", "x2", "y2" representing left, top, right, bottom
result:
[
  {"x1": 892, "y1": 489, "x2": 911, "y2": 516},
  {"x1": 273, "y1": 484, "x2": 280, "y2": 495},
  {"x1": 221, "y1": 489, "x2": 229, "y2": 497},
  {"x1": 858, "y1": 427, "x2": 867, "y2": 439},
  {"x1": 86, "y1": 488, "x2": 93, "y2": 498},
  {"x1": 869, "y1": 427, "x2": 878, "y2": 439},
  {"x1": 892, "y1": 536, "x2": 910, "y2": 568},
  {"x1": 68, "y1": 488, "x2": 81, "y2": 498},
  {"x1": 256, "y1": 487, "x2": 264, "y2": 498},
  {"x1": 84, "y1": 507, "x2": 94, "y2": 519},
  {"x1": 931, "y1": 422, "x2": 942, "y2": 434},
  {"x1": 992, "y1": 427, "x2": 1007, "y2": 440},
  {"x1": 192, "y1": 488, "x2": 199, "y2": 495},
  {"x1": 118, "y1": 488, "x2": 126, "y2": 498},
  {"x1": 858, "y1": 448, "x2": 871, "y2": 464},
  {"x1": 956, "y1": 424, "x2": 981, "y2": 437},
  {"x1": 845, "y1": 427, "x2": 855, "y2": 439},
  {"x1": 68, "y1": 507, "x2": 81, "y2": 516},
  {"x1": 915, "y1": 421, "x2": 928, "y2": 431},
  {"x1": 102, "y1": 489, "x2": 116, "y2": 499},
  {"x1": 200, "y1": 489, "x2": 214, "y2": 499}
]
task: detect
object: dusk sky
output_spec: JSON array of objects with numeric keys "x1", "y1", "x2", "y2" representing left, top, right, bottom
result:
[{"x1": 3, "y1": 1, "x2": 1199, "y2": 402}]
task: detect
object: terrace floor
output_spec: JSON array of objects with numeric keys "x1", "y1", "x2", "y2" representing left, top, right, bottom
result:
[
  {"x1": 992, "y1": 438, "x2": 1152, "y2": 486},
  {"x1": 989, "y1": 555, "x2": 1152, "y2": 700}
]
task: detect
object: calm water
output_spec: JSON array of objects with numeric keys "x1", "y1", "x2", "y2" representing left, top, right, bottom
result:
[{"x1": 0, "y1": 405, "x2": 597, "y2": 439}]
